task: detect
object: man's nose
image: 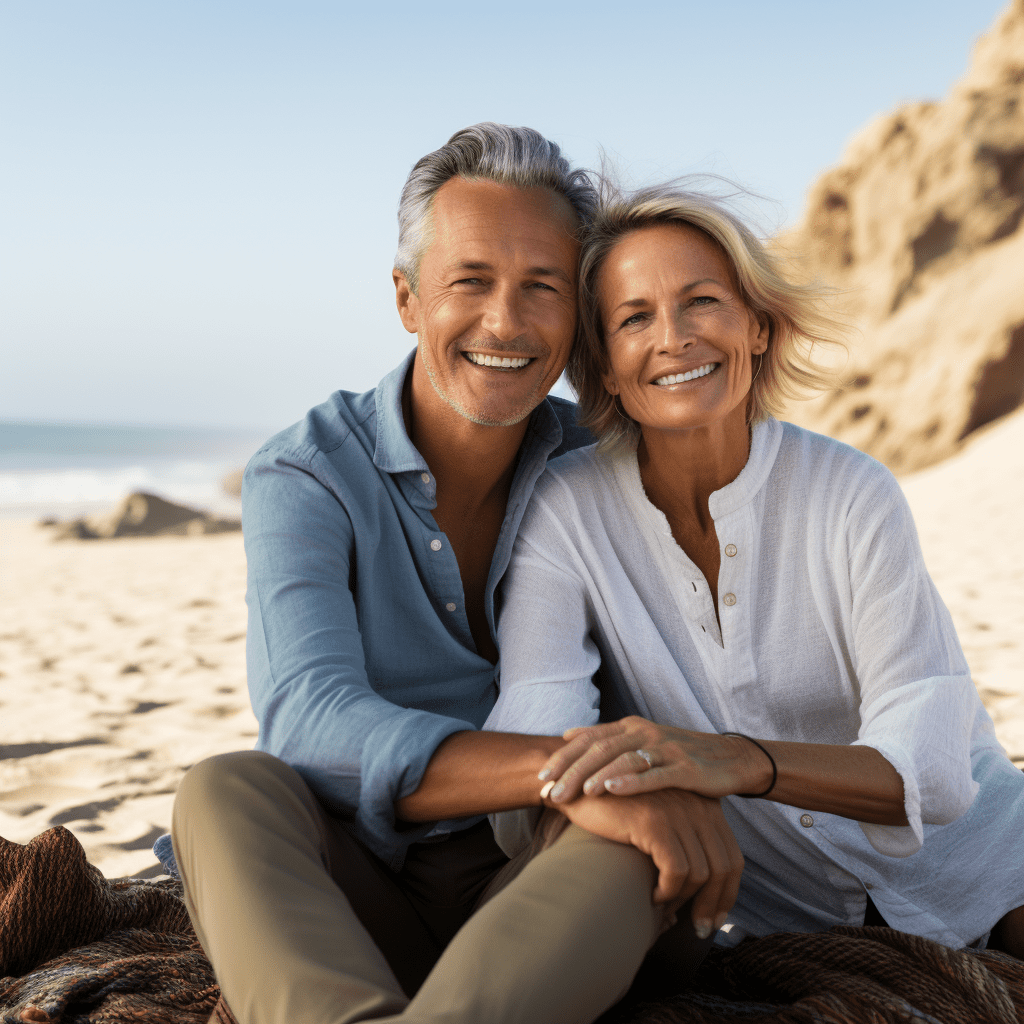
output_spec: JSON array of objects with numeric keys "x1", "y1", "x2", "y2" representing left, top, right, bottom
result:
[{"x1": 480, "y1": 285, "x2": 526, "y2": 342}]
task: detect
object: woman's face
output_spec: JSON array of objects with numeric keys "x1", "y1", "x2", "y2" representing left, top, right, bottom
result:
[{"x1": 597, "y1": 222, "x2": 768, "y2": 437}]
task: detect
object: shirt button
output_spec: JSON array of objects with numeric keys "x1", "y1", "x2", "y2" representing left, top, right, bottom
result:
[
  {"x1": 445, "y1": 602, "x2": 456, "y2": 612},
  {"x1": 724, "y1": 544, "x2": 737, "y2": 557},
  {"x1": 800, "y1": 814, "x2": 814, "y2": 828},
  {"x1": 430, "y1": 539, "x2": 442, "y2": 551},
  {"x1": 723, "y1": 593, "x2": 737, "y2": 606},
  {"x1": 421, "y1": 473, "x2": 431, "y2": 484}
]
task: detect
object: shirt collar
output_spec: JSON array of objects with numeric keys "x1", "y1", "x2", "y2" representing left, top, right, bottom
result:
[
  {"x1": 373, "y1": 350, "x2": 428, "y2": 475},
  {"x1": 708, "y1": 416, "x2": 784, "y2": 519},
  {"x1": 372, "y1": 348, "x2": 565, "y2": 474}
]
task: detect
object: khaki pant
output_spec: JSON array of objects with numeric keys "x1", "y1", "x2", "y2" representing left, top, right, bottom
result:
[{"x1": 172, "y1": 750, "x2": 705, "y2": 1024}]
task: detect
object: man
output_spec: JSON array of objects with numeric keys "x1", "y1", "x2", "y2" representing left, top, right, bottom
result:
[{"x1": 171, "y1": 123, "x2": 741, "y2": 1024}]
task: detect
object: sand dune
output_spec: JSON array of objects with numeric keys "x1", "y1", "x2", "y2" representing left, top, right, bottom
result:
[
  {"x1": 780, "y1": 0, "x2": 1024, "y2": 474},
  {"x1": 1, "y1": 402, "x2": 1021, "y2": 878}
]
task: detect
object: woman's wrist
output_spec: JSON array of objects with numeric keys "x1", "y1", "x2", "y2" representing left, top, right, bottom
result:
[{"x1": 722, "y1": 732, "x2": 777, "y2": 798}]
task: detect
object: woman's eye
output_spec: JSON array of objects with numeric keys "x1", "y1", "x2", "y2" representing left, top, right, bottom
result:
[
  {"x1": 692, "y1": 295, "x2": 716, "y2": 306},
  {"x1": 620, "y1": 312, "x2": 647, "y2": 328}
]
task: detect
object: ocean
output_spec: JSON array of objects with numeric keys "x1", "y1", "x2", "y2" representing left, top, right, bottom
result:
[{"x1": 0, "y1": 421, "x2": 274, "y2": 521}]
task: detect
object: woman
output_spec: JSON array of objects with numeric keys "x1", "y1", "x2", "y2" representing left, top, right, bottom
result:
[{"x1": 485, "y1": 180, "x2": 1024, "y2": 955}]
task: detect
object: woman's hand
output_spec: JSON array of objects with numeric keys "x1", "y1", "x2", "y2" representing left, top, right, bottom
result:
[
  {"x1": 555, "y1": 786, "x2": 744, "y2": 936},
  {"x1": 539, "y1": 716, "x2": 770, "y2": 804}
]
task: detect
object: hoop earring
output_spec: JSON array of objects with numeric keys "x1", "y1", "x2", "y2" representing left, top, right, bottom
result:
[{"x1": 751, "y1": 352, "x2": 765, "y2": 386}]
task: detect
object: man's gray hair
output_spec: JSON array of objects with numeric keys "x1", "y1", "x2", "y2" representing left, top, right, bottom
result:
[{"x1": 394, "y1": 123, "x2": 596, "y2": 292}]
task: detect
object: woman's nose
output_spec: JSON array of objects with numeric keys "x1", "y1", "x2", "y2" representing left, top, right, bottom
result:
[{"x1": 657, "y1": 313, "x2": 695, "y2": 353}]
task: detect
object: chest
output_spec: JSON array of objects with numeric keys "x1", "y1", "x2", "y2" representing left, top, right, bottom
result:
[{"x1": 432, "y1": 501, "x2": 506, "y2": 663}]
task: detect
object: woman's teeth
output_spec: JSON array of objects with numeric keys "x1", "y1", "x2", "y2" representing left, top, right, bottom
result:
[
  {"x1": 465, "y1": 352, "x2": 532, "y2": 369},
  {"x1": 654, "y1": 363, "x2": 718, "y2": 386}
]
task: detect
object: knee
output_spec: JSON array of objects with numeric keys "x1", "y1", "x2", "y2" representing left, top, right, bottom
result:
[
  {"x1": 174, "y1": 750, "x2": 290, "y2": 822},
  {"x1": 556, "y1": 824, "x2": 657, "y2": 901}
]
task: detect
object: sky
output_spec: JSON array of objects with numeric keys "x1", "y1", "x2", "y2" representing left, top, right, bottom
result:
[{"x1": 1, "y1": 0, "x2": 1009, "y2": 432}]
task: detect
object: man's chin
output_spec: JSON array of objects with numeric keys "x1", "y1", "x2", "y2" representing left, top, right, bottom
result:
[
  {"x1": 427, "y1": 370, "x2": 549, "y2": 428},
  {"x1": 449, "y1": 398, "x2": 538, "y2": 429}
]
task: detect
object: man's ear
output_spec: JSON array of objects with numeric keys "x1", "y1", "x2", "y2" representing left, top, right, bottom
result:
[{"x1": 393, "y1": 270, "x2": 420, "y2": 335}]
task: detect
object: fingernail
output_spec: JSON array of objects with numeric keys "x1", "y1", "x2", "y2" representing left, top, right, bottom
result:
[
  {"x1": 715, "y1": 912, "x2": 728, "y2": 931},
  {"x1": 583, "y1": 779, "x2": 596, "y2": 794},
  {"x1": 694, "y1": 920, "x2": 711, "y2": 940},
  {"x1": 538, "y1": 768, "x2": 552, "y2": 781},
  {"x1": 605, "y1": 777, "x2": 623, "y2": 791},
  {"x1": 550, "y1": 783, "x2": 564, "y2": 800}
]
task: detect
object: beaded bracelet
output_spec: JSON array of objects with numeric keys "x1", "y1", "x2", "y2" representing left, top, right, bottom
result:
[{"x1": 723, "y1": 732, "x2": 778, "y2": 798}]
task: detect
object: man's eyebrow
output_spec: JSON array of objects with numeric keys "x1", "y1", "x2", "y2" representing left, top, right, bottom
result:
[
  {"x1": 447, "y1": 260, "x2": 573, "y2": 286},
  {"x1": 526, "y1": 265, "x2": 573, "y2": 285}
]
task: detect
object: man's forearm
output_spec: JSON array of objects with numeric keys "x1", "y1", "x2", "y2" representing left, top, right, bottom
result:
[{"x1": 395, "y1": 730, "x2": 565, "y2": 821}]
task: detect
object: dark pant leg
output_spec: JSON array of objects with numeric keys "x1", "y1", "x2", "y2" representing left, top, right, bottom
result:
[{"x1": 321, "y1": 817, "x2": 508, "y2": 997}]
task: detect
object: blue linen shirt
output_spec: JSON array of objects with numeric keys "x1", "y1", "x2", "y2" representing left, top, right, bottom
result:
[{"x1": 242, "y1": 351, "x2": 593, "y2": 870}]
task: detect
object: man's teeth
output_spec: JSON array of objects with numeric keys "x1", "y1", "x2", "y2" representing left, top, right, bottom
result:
[
  {"x1": 654, "y1": 363, "x2": 718, "y2": 386},
  {"x1": 465, "y1": 352, "x2": 532, "y2": 369}
]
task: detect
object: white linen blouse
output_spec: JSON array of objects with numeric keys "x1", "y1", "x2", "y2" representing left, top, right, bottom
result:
[{"x1": 486, "y1": 417, "x2": 1024, "y2": 948}]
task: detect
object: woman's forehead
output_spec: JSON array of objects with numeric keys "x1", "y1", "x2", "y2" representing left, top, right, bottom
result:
[{"x1": 599, "y1": 222, "x2": 738, "y2": 298}]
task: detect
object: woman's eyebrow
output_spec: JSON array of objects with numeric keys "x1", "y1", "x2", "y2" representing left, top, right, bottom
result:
[{"x1": 607, "y1": 277, "x2": 724, "y2": 319}]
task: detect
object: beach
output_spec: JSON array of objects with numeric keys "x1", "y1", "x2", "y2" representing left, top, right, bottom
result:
[{"x1": 1, "y1": 407, "x2": 1022, "y2": 878}]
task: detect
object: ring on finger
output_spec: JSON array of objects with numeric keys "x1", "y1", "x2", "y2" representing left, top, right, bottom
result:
[{"x1": 635, "y1": 748, "x2": 656, "y2": 770}]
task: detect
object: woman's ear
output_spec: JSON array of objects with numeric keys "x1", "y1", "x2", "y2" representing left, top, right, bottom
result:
[
  {"x1": 601, "y1": 369, "x2": 620, "y2": 396},
  {"x1": 751, "y1": 313, "x2": 770, "y2": 355}
]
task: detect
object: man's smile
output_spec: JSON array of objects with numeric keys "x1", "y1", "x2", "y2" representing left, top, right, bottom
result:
[{"x1": 463, "y1": 351, "x2": 535, "y2": 370}]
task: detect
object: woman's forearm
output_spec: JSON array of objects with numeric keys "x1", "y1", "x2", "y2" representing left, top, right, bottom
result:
[
  {"x1": 543, "y1": 719, "x2": 909, "y2": 827},
  {"x1": 738, "y1": 738, "x2": 908, "y2": 827}
]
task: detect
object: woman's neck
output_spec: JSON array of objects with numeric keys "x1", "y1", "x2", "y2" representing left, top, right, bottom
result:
[{"x1": 637, "y1": 406, "x2": 751, "y2": 533}]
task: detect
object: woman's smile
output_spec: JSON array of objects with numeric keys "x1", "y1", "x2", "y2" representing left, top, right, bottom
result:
[{"x1": 652, "y1": 362, "x2": 720, "y2": 387}]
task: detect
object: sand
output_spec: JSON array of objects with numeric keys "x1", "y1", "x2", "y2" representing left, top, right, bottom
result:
[
  {"x1": 0, "y1": 409, "x2": 1022, "y2": 878},
  {"x1": 0, "y1": 524, "x2": 256, "y2": 878}
]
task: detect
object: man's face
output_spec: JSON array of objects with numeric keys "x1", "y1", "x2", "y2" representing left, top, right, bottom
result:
[{"x1": 395, "y1": 177, "x2": 580, "y2": 428}]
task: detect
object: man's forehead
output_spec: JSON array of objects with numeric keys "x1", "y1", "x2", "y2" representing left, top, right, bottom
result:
[{"x1": 432, "y1": 176, "x2": 579, "y2": 233}]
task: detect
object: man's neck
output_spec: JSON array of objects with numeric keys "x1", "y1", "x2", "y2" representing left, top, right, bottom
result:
[
  {"x1": 402, "y1": 360, "x2": 536, "y2": 665},
  {"x1": 403, "y1": 365, "x2": 531, "y2": 512}
]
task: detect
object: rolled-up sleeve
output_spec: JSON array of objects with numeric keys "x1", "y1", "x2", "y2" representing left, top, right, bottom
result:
[
  {"x1": 846, "y1": 470, "x2": 979, "y2": 857},
  {"x1": 243, "y1": 447, "x2": 474, "y2": 867}
]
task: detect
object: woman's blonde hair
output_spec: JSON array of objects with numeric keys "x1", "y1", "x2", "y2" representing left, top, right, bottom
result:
[{"x1": 567, "y1": 178, "x2": 845, "y2": 452}]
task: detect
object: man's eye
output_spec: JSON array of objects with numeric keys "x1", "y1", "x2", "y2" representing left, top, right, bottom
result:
[{"x1": 455, "y1": 278, "x2": 484, "y2": 286}]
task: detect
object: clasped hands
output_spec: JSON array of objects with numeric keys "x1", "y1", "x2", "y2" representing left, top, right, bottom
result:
[{"x1": 538, "y1": 717, "x2": 765, "y2": 938}]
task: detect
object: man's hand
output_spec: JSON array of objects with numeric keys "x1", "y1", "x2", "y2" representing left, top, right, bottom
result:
[{"x1": 554, "y1": 787, "x2": 744, "y2": 939}]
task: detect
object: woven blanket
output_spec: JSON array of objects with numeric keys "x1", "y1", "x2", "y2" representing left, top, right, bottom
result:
[{"x1": 3, "y1": 827, "x2": 1023, "y2": 1024}]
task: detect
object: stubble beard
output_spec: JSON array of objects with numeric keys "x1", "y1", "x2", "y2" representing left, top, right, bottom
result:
[{"x1": 423, "y1": 357, "x2": 540, "y2": 429}]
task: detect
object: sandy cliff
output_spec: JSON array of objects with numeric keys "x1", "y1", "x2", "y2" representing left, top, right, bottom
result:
[{"x1": 780, "y1": 0, "x2": 1024, "y2": 473}]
